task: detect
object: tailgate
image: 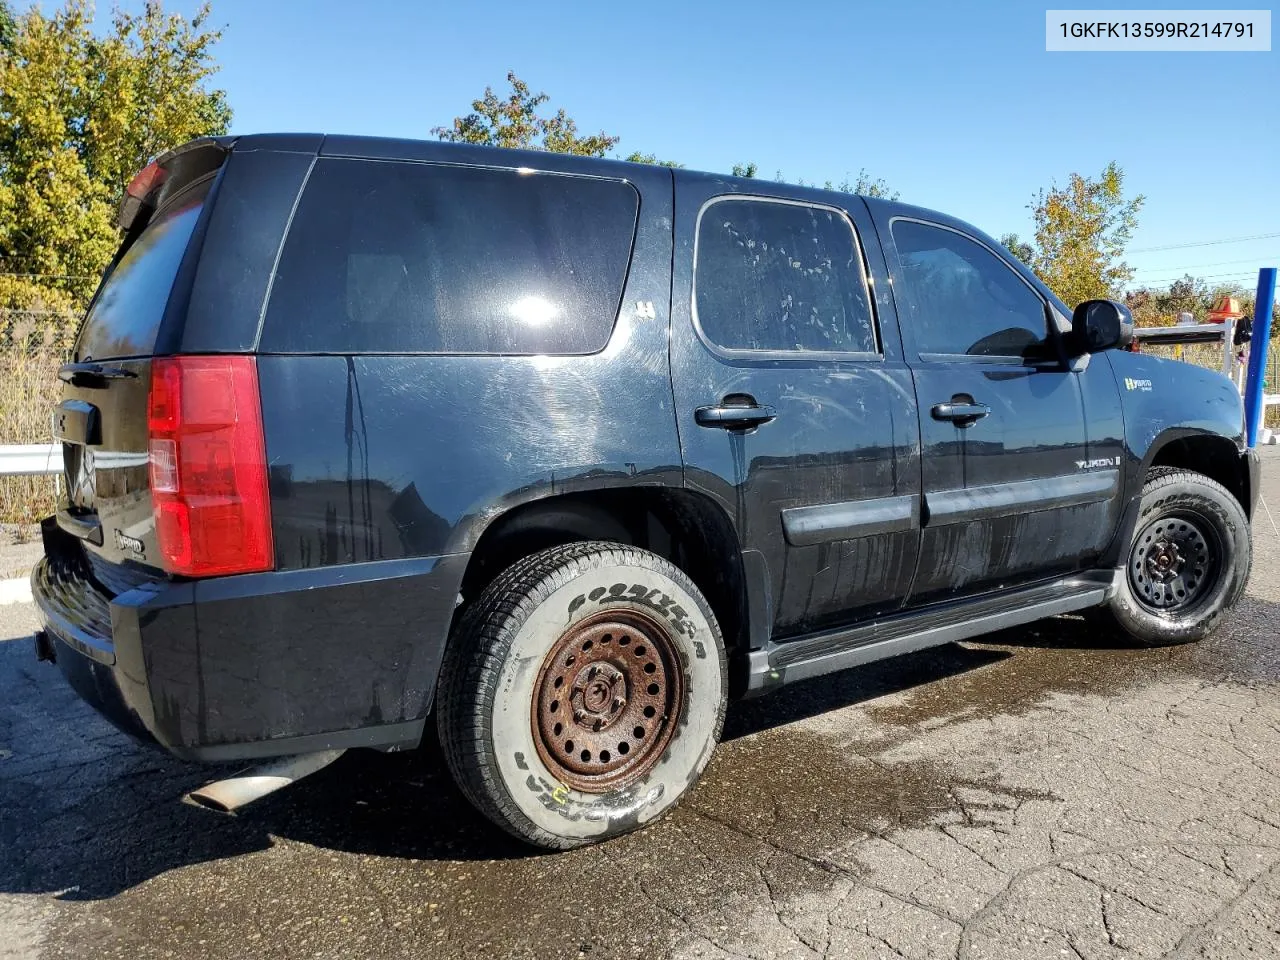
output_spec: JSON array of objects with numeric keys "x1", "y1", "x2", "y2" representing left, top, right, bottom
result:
[
  {"x1": 52, "y1": 145, "x2": 224, "y2": 589},
  {"x1": 53, "y1": 361, "x2": 161, "y2": 587}
]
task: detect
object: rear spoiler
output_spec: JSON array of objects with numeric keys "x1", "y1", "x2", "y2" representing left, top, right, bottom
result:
[{"x1": 116, "y1": 137, "x2": 235, "y2": 232}]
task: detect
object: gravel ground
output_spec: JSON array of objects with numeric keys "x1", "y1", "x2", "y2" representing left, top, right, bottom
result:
[
  {"x1": 1, "y1": 458, "x2": 1278, "y2": 960},
  {"x1": 0, "y1": 524, "x2": 43, "y2": 580}
]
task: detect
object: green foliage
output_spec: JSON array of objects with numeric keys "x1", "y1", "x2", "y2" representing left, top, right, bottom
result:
[
  {"x1": 0, "y1": 2, "x2": 15, "y2": 50},
  {"x1": 433, "y1": 72, "x2": 619, "y2": 157},
  {"x1": 1000, "y1": 232, "x2": 1035, "y2": 266},
  {"x1": 733, "y1": 163, "x2": 897, "y2": 198},
  {"x1": 1022, "y1": 162, "x2": 1144, "y2": 307},
  {"x1": 823, "y1": 170, "x2": 897, "y2": 200},
  {"x1": 624, "y1": 151, "x2": 681, "y2": 168},
  {"x1": 1126, "y1": 276, "x2": 1280, "y2": 335},
  {"x1": 0, "y1": 0, "x2": 231, "y2": 314}
]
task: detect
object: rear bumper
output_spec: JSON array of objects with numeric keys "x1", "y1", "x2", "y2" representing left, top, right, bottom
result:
[{"x1": 32, "y1": 524, "x2": 468, "y2": 762}]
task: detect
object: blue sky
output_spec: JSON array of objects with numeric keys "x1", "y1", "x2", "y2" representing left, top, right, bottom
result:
[{"x1": 114, "y1": 0, "x2": 1278, "y2": 291}]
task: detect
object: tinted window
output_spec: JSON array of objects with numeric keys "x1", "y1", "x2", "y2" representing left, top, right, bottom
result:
[
  {"x1": 695, "y1": 199, "x2": 876, "y2": 354},
  {"x1": 891, "y1": 220, "x2": 1048, "y2": 359},
  {"x1": 75, "y1": 186, "x2": 208, "y2": 361},
  {"x1": 262, "y1": 160, "x2": 639, "y2": 354}
]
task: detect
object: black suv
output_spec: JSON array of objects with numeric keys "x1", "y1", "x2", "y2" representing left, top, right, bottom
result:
[{"x1": 34, "y1": 134, "x2": 1259, "y2": 848}]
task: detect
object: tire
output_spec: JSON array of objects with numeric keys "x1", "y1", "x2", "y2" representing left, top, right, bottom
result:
[
  {"x1": 1100, "y1": 467, "x2": 1251, "y2": 647},
  {"x1": 436, "y1": 542, "x2": 728, "y2": 849}
]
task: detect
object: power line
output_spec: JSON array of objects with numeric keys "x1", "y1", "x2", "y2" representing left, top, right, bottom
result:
[
  {"x1": 1140, "y1": 269, "x2": 1262, "y2": 283},
  {"x1": 1131, "y1": 255, "x2": 1280, "y2": 275},
  {"x1": 1129, "y1": 232, "x2": 1280, "y2": 253},
  {"x1": 1136, "y1": 277, "x2": 1262, "y2": 293}
]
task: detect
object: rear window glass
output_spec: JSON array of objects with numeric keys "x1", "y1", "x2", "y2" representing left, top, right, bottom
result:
[
  {"x1": 261, "y1": 159, "x2": 640, "y2": 354},
  {"x1": 75, "y1": 186, "x2": 208, "y2": 361}
]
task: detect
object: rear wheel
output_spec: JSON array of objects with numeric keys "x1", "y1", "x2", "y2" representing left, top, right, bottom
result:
[
  {"x1": 437, "y1": 542, "x2": 727, "y2": 849},
  {"x1": 1101, "y1": 467, "x2": 1251, "y2": 646}
]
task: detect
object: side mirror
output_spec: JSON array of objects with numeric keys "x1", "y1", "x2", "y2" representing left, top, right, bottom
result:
[{"x1": 1071, "y1": 299, "x2": 1134, "y2": 354}]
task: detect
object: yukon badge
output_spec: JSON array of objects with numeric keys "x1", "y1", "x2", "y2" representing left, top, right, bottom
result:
[{"x1": 1076, "y1": 456, "x2": 1120, "y2": 470}]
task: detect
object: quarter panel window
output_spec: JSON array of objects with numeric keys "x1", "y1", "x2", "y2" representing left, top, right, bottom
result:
[
  {"x1": 695, "y1": 199, "x2": 877, "y2": 354},
  {"x1": 891, "y1": 220, "x2": 1048, "y2": 359},
  {"x1": 262, "y1": 159, "x2": 639, "y2": 354}
]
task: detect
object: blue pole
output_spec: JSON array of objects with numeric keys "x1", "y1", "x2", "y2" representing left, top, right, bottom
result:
[{"x1": 1244, "y1": 267, "x2": 1278, "y2": 448}]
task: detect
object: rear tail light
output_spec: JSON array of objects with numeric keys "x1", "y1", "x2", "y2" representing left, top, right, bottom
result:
[{"x1": 147, "y1": 356, "x2": 274, "y2": 577}]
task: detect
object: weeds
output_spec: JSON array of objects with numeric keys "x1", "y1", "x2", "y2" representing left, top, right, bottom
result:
[{"x1": 0, "y1": 317, "x2": 72, "y2": 525}]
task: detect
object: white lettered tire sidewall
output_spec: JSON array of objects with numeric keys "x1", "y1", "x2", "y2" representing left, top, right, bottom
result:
[{"x1": 489, "y1": 557, "x2": 724, "y2": 844}]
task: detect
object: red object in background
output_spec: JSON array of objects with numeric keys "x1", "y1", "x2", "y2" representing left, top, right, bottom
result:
[{"x1": 1208, "y1": 296, "x2": 1245, "y2": 323}]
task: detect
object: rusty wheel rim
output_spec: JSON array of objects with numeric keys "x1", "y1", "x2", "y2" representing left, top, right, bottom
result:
[{"x1": 532, "y1": 609, "x2": 685, "y2": 793}]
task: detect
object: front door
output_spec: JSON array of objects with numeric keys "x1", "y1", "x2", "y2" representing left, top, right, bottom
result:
[
  {"x1": 670, "y1": 182, "x2": 921, "y2": 640},
  {"x1": 878, "y1": 214, "x2": 1118, "y2": 605}
]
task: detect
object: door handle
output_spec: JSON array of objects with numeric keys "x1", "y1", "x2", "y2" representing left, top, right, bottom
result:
[
  {"x1": 695, "y1": 404, "x2": 777, "y2": 429},
  {"x1": 931, "y1": 401, "x2": 990, "y2": 425}
]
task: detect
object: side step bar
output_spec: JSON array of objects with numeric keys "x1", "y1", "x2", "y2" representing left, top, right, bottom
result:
[{"x1": 745, "y1": 571, "x2": 1119, "y2": 695}]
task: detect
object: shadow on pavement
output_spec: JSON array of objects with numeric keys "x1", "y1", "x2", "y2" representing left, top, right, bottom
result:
[{"x1": 4, "y1": 595, "x2": 1273, "y2": 902}]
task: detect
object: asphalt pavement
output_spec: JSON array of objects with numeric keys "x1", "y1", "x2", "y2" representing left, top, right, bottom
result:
[{"x1": 2, "y1": 457, "x2": 1279, "y2": 959}]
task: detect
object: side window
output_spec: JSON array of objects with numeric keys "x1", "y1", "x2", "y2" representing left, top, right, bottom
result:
[
  {"x1": 695, "y1": 198, "x2": 877, "y2": 355},
  {"x1": 891, "y1": 220, "x2": 1049, "y2": 360},
  {"x1": 261, "y1": 159, "x2": 639, "y2": 354}
]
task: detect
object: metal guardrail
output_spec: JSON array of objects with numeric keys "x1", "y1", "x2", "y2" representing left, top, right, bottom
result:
[
  {"x1": 0, "y1": 445, "x2": 150, "y2": 477},
  {"x1": 0, "y1": 443, "x2": 61, "y2": 476}
]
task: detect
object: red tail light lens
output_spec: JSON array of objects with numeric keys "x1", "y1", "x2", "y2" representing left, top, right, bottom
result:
[{"x1": 148, "y1": 356, "x2": 274, "y2": 577}]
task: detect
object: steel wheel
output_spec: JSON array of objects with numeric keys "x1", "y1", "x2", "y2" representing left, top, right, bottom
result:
[
  {"x1": 532, "y1": 609, "x2": 684, "y2": 793},
  {"x1": 1128, "y1": 510, "x2": 1220, "y2": 613}
]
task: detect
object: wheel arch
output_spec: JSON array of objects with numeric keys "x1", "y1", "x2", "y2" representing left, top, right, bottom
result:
[
  {"x1": 1144, "y1": 429, "x2": 1252, "y2": 518},
  {"x1": 456, "y1": 488, "x2": 750, "y2": 663}
]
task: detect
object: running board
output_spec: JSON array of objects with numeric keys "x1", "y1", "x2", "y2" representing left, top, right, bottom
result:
[{"x1": 744, "y1": 571, "x2": 1119, "y2": 695}]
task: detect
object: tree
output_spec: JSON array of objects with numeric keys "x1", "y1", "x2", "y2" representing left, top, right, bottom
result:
[
  {"x1": 433, "y1": 72, "x2": 619, "y2": 157},
  {"x1": 732, "y1": 162, "x2": 897, "y2": 198},
  {"x1": 0, "y1": 2, "x2": 15, "y2": 51},
  {"x1": 824, "y1": 170, "x2": 897, "y2": 200},
  {"x1": 624, "y1": 151, "x2": 681, "y2": 168},
  {"x1": 1000, "y1": 232, "x2": 1034, "y2": 267},
  {"x1": 1024, "y1": 162, "x2": 1144, "y2": 307},
  {"x1": 1124, "y1": 275, "x2": 1279, "y2": 335},
  {"x1": 0, "y1": 0, "x2": 231, "y2": 313}
]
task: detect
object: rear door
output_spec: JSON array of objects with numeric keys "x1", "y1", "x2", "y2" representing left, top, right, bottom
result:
[
  {"x1": 670, "y1": 179, "x2": 922, "y2": 640},
  {"x1": 878, "y1": 213, "x2": 1117, "y2": 605}
]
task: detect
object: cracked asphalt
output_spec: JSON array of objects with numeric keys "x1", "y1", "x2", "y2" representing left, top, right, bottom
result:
[{"x1": 3, "y1": 456, "x2": 1280, "y2": 959}]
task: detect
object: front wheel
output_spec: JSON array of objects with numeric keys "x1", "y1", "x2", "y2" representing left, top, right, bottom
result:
[
  {"x1": 437, "y1": 542, "x2": 727, "y2": 849},
  {"x1": 1101, "y1": 467, "x2": 1251, "y2": 647}
]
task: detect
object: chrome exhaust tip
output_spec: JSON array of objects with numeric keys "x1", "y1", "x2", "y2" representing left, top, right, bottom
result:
[{"x1": 184, "y1": 749, "x2": 346, "y2": 813}]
